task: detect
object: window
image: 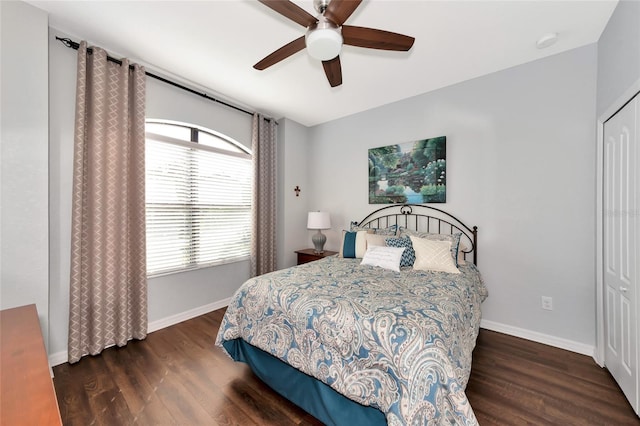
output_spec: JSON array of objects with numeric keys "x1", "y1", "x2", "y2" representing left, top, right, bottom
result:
[{"x1": 145, "y1": 120, "x2": 252, "y2": 276}]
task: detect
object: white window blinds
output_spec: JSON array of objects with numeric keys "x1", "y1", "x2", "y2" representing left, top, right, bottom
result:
[{"x1": 145, "y1": 123, "x2": 252, "y2": 276}]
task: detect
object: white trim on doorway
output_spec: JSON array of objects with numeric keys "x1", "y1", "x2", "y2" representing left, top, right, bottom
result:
[{"x1": 595, "y1": 77, "x2": 640, "y2": 367}]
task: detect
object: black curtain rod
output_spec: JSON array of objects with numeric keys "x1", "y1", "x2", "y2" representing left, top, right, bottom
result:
[{"x1": 56, "y1": 36, "x2": 275, "y2": 123}]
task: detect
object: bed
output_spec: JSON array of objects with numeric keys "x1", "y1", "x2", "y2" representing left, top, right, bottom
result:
[{"x1": 216, "y1": 204, "x2": 488, "y2": 425}]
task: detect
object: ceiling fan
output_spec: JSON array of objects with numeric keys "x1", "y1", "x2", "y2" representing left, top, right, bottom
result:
[{"x1": 254, "y1": 0, "x2": 415, "y2": 87}]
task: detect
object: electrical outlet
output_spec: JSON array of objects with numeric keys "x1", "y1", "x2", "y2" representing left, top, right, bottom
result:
[{"x1": 541, "y1": 296, "x2": 553, "y2": 311}]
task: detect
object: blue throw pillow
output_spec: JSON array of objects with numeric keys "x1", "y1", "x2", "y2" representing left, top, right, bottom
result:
[
  {"x1": 385, "y1": 236, "x2": 415, "y2": 267},
  {"x1": 343, "y1": 231, "x2": 357, "y2": 258},
  {"x1": 339, "y1": 230, "x2": 368, "y2": 258}
]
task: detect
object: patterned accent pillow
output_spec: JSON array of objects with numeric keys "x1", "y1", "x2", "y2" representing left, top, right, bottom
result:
[
  {"x1": 458, "y1": 243, "x2": 470, "y2": 265},
  {"x1": 339, "y1": 230, "x2": 368, "y2": 258},
  {"x1": 374, "y1": 225, "x2": 398, "y2": 236},
  {"x1": 410, "y1": 236, "x2": 460, "y2": 274},
  {"x1": 385, "y1": 236, "x2": 415, "y2": 267},
  {"x1": 351, "y1": 223, "x2": 398, "y2": 236},
  {"x1": 398, "y1": 228, "x2": 462, "y2": 266},
  {"x1": 350, "y1": 224, "x2": 374, "y2": 234}
]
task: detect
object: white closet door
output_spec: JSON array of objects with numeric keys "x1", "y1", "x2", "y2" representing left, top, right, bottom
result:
[{"x1": 603, "y1": 93, "x2": 638, "y2": 415}]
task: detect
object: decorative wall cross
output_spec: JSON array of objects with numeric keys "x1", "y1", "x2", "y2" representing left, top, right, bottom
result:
[{"x1": 294, "y1": 186, "x2": 301, "y2": 197}]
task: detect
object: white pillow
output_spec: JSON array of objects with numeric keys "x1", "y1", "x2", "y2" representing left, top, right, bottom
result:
[
  {"x1": 410, "y1": 236, "x2": 460, "y2": 274},
  {"x1": 360, "y1": 246, "x2": 405, "y2": 272}
]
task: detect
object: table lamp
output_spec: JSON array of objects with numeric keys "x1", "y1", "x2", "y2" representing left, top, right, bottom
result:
[{"x1": 307, "y1": 211, "x2": 331, "y2": 254}]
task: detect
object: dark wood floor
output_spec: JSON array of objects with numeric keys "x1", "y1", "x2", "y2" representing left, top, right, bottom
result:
[{"x1": 53, "y1": 309, "x2": 639, "y2": 425}]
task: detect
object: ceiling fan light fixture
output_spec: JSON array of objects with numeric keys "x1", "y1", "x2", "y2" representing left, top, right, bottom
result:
[
  {"x1": 306, "y1": 19, "x2": 343, "y2": 61},
  {"x1": 254, "y1": 0, "x2": 415, "y2": 87}
]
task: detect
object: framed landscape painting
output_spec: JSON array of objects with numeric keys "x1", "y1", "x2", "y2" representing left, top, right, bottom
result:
[{"x1": 369, "y1": 136, "x2": 446, "y2": 204}]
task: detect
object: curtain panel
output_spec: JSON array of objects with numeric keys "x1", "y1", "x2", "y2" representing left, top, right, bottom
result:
[
  {"x1": 68, "y1": 41, "x2": 147, "y2": 363},
  {"x1": 250, "y1": 114, "x2": 277, "y2": 277}
]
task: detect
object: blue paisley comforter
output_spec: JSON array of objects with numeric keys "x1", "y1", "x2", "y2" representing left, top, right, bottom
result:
[{"x1": 216, "y1": 256, "x2": 488, "y2": 425}]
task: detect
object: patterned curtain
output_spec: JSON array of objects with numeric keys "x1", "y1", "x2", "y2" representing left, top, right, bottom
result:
[
  {"x1": 68, "y1": 41, "x2": 147, "y2": 363},
  {"x1": 250, "y1": 114, "x2": 277, "y2": 277}
]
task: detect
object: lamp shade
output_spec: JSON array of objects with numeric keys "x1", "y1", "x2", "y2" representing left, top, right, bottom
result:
[{"x1": 307, "y1": 211, "x2": 331, "y2": 230}]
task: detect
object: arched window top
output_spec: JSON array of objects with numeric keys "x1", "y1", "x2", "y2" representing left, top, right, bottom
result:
[
  {"x1": 145, "y1": 119, "x2": 251, "y2": 156},
  {"x1": 145, "y1": 118, "x2": 252, "y2": 276}
]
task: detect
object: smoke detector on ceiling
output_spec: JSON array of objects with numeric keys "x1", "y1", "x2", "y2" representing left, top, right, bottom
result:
[{"x1": 536, "y1": 33, "x2": 559, "y2": 49}]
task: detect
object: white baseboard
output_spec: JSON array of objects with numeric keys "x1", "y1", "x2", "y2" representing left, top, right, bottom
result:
[
  {"x1": 49, "y1": 350, "x2": 68, "y2": 367},
  {"x1": 480, "y1": 319, "x2": 596, "y2": 358},
  {"x1": 50, "y1": 306, "x2": 595, "y2": 367},
  {"x1": 48, "y1": 297, "x2": 232, "y2": 367},
  {"x1": 147, "y1": 297, "x2": 231, "y2": 333}
]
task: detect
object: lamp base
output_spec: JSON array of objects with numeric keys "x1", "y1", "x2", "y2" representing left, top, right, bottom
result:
[{"x1": 312, "y1": 230, "x2": 326, "y2": 254}]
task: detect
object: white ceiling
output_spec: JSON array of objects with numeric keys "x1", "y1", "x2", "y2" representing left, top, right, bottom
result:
[{"x1": 28, "y1": 0, "x2": 617, "y2": 127}]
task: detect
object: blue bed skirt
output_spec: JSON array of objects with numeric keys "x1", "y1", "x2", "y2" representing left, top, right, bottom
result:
[{"x1": 223, "y1": 339, "x2": 387, "y2": 426}]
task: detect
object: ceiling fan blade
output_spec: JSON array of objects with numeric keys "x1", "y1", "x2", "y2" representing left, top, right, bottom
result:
[
  {"x1": 342, "y1": 25, "x2": 415, "y2": 51},
  {"x1": 322, "y1": 56, "x2": 342, "y2": 87},
  {"x1": 324, "y1": 0, "x2": 362, "y2": 26},
  {"x1": 254, "y1": 36, "x2": 306, "y2": 70},
  {"x1": 258, "y1": 0, "x2": 317, "y2": 28}
]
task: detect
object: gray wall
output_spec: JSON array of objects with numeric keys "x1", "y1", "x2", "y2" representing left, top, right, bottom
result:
[
  {"x1": 0, "y1": 1, "x2": 50, "y2": 346},
  {"x1": 597, "y1": 0, "x2": 640, "y2": 117},
  {"x1": 277, "y1": 118, "x2": 312, "y2": 270},
  {"x1": 307, "y1": 45, "x2": 599, "y2": 350}
]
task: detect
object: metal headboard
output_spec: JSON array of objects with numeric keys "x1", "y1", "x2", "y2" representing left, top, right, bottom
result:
[{"x1": 353, "y1": 204, "x2": 478, "y2": 265}]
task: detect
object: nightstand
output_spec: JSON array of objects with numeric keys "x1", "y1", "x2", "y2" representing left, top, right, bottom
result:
[{"x1": 295, "y1": 248, "x2": 338, "y2": 265}]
